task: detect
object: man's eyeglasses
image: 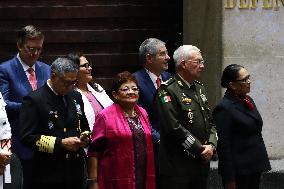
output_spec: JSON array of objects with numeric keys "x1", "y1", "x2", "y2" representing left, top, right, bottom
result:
[
  {"x1": 235, "y1": 75, "x2": 250, "y2": 83},
  {"x1": 24, "y1": 45, "x2": 42, "y2": 54},
  {"x1": 59, "y1": 77, "x2": 78, "y2": 87},
  {"x1": 119, "y1": 86, "x2": 139, "y2": 93},
  {"x1": 79, "y1": 63, "x2": 92, "y2": 69},
  {"x1": 188, "y1": 59, "x2": 205, "y2": 65}
]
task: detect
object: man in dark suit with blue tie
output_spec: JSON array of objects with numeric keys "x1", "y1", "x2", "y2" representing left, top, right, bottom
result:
[
  {"x1": 0, "y1": 25, "x2": 50, "y2": 189},
  {"x1": 133, "y1": 38, "x2": 171, "y2": 188}
]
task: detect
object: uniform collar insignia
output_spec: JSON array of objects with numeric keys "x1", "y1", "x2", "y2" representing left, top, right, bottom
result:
[
  {"x1": 158, "y1": 89, "x2": 168, "y2": 97},
  {"x1": 177, "y1": 80, "x2": 183, "y2": 87}
]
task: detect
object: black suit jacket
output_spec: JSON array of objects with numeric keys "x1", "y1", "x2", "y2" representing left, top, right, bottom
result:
[{"x1": 213, "y1": 92, "x2": 271, "y2": 182}]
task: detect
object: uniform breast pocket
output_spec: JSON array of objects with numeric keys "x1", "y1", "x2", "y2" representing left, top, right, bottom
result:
[{"x1": 46, "y1": 110, "x2": 60, "y2": 131}]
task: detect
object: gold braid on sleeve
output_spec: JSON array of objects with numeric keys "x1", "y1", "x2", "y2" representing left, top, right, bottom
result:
[{"x1": 36, "y1": 135, "x2": 56, "y2": 153}]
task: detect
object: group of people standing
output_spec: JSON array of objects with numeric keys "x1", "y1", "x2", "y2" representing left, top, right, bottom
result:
[{"x1": 0, "y1": 24, "x2": 271, "y2": 189}]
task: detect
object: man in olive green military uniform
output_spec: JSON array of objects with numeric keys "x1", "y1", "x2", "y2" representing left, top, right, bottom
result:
[{"x1": 155, "y1": 45, "x2": 217, "y2": 189}]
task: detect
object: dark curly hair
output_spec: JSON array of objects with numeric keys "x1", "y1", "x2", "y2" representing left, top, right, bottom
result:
[{"x1": 111, "y1": 71, "x2": 138, "y2": 92}]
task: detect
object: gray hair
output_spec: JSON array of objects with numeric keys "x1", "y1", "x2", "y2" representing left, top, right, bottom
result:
[
  {"x1": 173, "y1": 45, "x2": 200, "y2": 67},
  {"x1": 51, "y1": 57, "x2": 79, "y2": 77},
  {"x1": 138, "y1": 38, "x2": 166, "y2": 64}
]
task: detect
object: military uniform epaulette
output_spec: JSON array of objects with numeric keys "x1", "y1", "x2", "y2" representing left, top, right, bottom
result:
[
  {"x1": 194, "y1": 80, "x2": 203, "y2": 86},
  {"x1": 161, "y1": 77, "x2": 174, "y2": 86}
]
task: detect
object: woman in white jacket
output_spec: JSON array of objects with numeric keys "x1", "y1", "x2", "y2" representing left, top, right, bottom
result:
[
  {"x1": 68, "y1": 52, "x2": 113, "y2": 130},
  {"x1": 0, "y1": 92, "x2": 11, "y2": 175}
]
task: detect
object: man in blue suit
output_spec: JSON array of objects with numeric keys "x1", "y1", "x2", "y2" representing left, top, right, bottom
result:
[
  {"x1": 0, "y1": 25, "x2": 50, "y2": 189},
  {"x1": 133, "y1": 38, "x2": 171, "y2": 189}
]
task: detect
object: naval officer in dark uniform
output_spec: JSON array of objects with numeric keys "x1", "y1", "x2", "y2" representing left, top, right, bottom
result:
[
  {"x1": 19, "y1": 57, "x2": 90, "y2": 189},
  {"x1": 155, "y1": 45, "x2": 217, "y2": 189}
]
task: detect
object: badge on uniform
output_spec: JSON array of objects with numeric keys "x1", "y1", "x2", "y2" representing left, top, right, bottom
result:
[
  {"x1": 49, "y1": 110, "x2": 58, "y2": 118},
  {"x1": 177, "y1": 81, "x2": 183, "y2": 87},
  {"x1": 48, "y1": 121, "x2": 54, "y2": 130},
  {"x1": 160, "y1": 96, "x2": 171, "y2": 104},
  {"x1": 200, "y1": 94, "x2": 207, "y2": 103},
  {"x1": 158, "y1": 90, "x2": 168, "y2": 97},
  {"x1": 182, "y1": 97, "x2": 192, "y2": 104},
  {"x1": 74, "y1": 100, "x2": 82, "y2": 115},
  {"x1": 199, "y1": 89, "x2": 208, "y2": 103},
  {"x1": 188, "y1": 109, "x2": 194, "y2": 123}
]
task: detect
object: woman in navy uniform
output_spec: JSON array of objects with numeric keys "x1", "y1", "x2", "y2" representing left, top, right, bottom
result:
[{"x1": 213, "y1": 64, "x2": 271, "y2": 189}]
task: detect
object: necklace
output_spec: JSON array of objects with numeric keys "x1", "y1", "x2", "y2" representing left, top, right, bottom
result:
[
  {"x1": 124, "y1": 110, "x2": 143, "y2": 130},
  {"x1": 123, "y1": 110, "x2": 137, "y2": 118}
]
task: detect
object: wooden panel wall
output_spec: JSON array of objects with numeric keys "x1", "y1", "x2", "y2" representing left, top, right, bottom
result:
[{"x1": 0, "y1": 0, "x2": 182, "y2": 90}]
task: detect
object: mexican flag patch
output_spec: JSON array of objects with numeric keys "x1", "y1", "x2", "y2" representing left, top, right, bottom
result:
[{"x1": 161, "y1": 96, "x2": 171, "y2": 104}]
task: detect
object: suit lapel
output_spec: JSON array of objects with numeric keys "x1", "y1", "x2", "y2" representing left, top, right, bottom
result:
[
  {"x1": 66, "y1": 94, "x2": 77, "y2": 117},
  {"x1": 44, "y1": 85, "x2": 67, "y2": 117},
  {"x1": 174, "y1": 75, "x2": 199, "y2": 103},
  {"x1": 35, "y1": 62, "x2": 44, "y2": 88},
  {"x1": 225, "y1": 92, "x2": 261, "y2": 121},
  {"x1": 235, "y1": 103, "x2": 261, "y2": 121},
  {"x1": 15, "y1": 58, "x2": 33, "y2": 92},
  {"x1": 140, "y1": 69, "x2": 156, "y2": 94},
  {"x1": 161, "y1": 72, "x2": 169, "y2": 81},
  {"x1": 45, "y1": 85, "x2": 79, "y2": 129}
]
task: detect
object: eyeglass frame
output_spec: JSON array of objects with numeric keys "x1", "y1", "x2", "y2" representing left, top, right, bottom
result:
[
  {"x1": 59, "y1": 76, "x2": 78, "y2": 87},
  {"x1": 79, "y1": 62, "x2": 92, "y2": 69},
  {"x1": 119, "y1": 86, "x2": 139, "y2": 93},
  {"x1": 235, "y1": 75, "x2": 251, "y2": 83},
  {"x1": 188, "y1": 59, "x2": 205, "y2": 65}
]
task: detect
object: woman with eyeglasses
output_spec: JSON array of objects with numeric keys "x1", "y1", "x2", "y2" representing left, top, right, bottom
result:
[
  {"x1": 213, "y1": 64, "x2": 271, "y2": 189},
  {"x1": 67, "y1": 52, "x2": 113, "y2": 131},
  {"x1": 87, "y1": 71, "x2": 155, "y2": 189}
]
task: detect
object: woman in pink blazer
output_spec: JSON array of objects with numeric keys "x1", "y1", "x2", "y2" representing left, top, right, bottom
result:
[{"x1": 87, "y1": 71, "x2": 155, "y2": 189}]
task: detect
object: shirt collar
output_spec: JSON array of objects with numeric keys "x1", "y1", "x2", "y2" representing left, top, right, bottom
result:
[
  {"x1": 177, "y1": 73, "x2": 192, "y2": 88},
  {"x1": 17, "y1": 53, "x2": 36, "y2": 71},
  {"x1": 145, "y1": 68, "x2": 162, "y2": 84},
  {"x1": 46, "y1": 79, "x2": 59, "y2": 96}
]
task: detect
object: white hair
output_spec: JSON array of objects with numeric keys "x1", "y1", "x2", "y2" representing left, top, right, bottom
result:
[{"x1": 173, "y1": 45, "x2": 200, "y2": 67}]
